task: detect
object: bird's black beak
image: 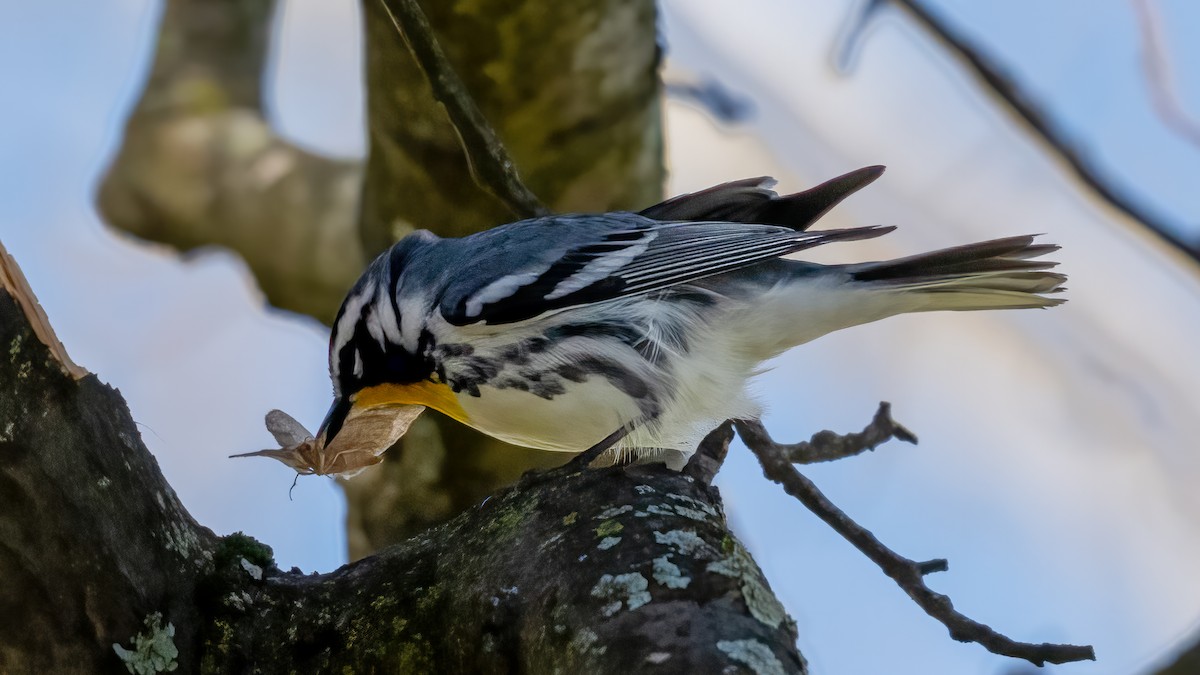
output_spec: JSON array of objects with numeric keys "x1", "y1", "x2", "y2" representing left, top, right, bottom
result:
[
  {"x1": 316, "y1": 387, "x2": 428, "y2": 450},
  {"x1": 316, "y1": 395, "x2": 353, "y2": 448}
]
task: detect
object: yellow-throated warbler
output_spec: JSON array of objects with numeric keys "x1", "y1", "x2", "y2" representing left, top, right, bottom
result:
[{"x1": 317, "y1": 166, "x2": 1064, "y2": 464}]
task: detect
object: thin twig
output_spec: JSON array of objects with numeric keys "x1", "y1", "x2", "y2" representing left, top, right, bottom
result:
[
  {"x1": 839, "y1": 0, "x2": 1200, "y2": 265},
  {"x1": 1130, "y1": 0, "x2": 1200, "y2": 150},
  {"x1": 736, "y1": 405, "x2": 1096, "y2": 666},
  {"x1": 737, "y1": 401, "x2": 915, "y2": 464},
  {"x1": 376, "y1": 0, "x2": 550, "y2": 220}
]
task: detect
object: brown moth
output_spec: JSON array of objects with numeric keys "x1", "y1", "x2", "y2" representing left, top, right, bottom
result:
[{"x1": 230, "y1": 406, "x2": 424, "y2": 479}]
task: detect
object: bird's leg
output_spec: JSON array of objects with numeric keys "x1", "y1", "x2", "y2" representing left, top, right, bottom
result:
[
  {"x1": 563, "y1": 425, "x2": 631, "y2": 471},
  {"x1": 516, "y1": 425, "x2": 631, "y2": 489}
]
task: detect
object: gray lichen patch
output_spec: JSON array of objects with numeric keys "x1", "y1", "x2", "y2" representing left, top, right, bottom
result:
[
  {"x1": 570, "y1": 627, "x2": 607, "y2": 657},
  {"x1": 224, "y1": 590, "x2": 253, "y2": 611},
  {"x1": 590, "y1": 572, "x2": 651, "y2": 616},
  {"x1": 707, "y1": 539, "x2": 790, "y2": 629},
  {"x1": 637, "y1": 499, "x2": 714, "y2": 522},
  {"x1": 659, "y1": 493, "x2": 719, "y2": 521},
  {"x1": 112, "y1": 612, "x2": 179, "y2": 674},
  {"x1": 651, "y1": 556, "x2": 690, "y2": 589},
  {"x1": 163, "y1": 520, "x2": 205, "y2": 564},
  {"x1": 666, "y1": 492, "x2": 718, "y2": 516},
  {"x1": 717, "y1": 639, "x2": 786, "y2": 675},
  {"x1": 654, "y1": 529, "x2": 709, "y2": 557},
  {"x1": 597, "y1": 536, "x2": 621, "y2": 550},
  {"x1": 239, "y1": 557, "x2": 263, "y2": 580},
  {"x1": 595, "y1": 504, "x2": 633, "y2": 519}
]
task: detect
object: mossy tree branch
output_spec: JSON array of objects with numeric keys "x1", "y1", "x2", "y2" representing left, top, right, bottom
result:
[{"x1": 0, "y1": 278, "x2": 804, "y2": 673}]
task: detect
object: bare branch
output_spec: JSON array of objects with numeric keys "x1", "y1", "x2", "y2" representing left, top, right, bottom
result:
[
  {"x1": 736, "y1": 401, "x2": 915, "y2": 464},
  {"x1": 737, "y1": 407, "x2": 1096, "y2": 666},
  {"x1": 376, "y1": 0, "x2": 551, "y2": 220},
  {"x1": 839, "y1": 0, "x2": 1200, "y2": 266},
  {"x1": 1131, "y1": 0, "x2": 1200, "y2": 150}
]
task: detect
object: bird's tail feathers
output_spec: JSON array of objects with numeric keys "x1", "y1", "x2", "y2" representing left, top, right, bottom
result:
[{"x1": 848, "y1": 235, "x2": 1066, "y2": 311}]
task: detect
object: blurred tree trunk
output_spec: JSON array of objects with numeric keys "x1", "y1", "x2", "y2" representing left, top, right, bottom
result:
[
  {"x1": 98, "y1": 0, "x2": 664, "y2": 557},
  {"x1": 1153, "y1": 638, "x2": 1200, "y2": 675}
]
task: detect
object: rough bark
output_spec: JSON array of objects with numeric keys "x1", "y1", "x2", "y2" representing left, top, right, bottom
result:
[
  {"x1": 0, "y1": 286, "x2": 804, "y2": 674},
  {"x1": 97, "y1": 0, "x2": 665, "y2": 556},
  {"x1": 0, "y1": 288, "x2": 218, "y2": 673}
]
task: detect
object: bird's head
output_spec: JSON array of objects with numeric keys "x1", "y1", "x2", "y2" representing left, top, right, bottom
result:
[{"x1": 316, "y1": 246, "x2": 436, "y2": 454}]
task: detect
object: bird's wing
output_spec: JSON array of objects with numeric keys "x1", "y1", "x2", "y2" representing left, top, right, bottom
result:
[{"x1": 439, "y1": 213, "x2": 893, "y2": 326}]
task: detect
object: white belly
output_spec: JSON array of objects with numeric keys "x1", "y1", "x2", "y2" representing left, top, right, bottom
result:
[{"x1": 457, "y1": 378, "x2": 643, "y2": 452}]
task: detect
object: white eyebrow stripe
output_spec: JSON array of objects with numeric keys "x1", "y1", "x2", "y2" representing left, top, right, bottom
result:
[
  {"x1": 373, "y1": 283, "x2": 404, "y2": 344},
  {"x1": 330, "y1": 281, "x2": 376, "y2": 378},
  {"x1": 398, "y1": 296, "x2": 426, "y2": 350},
  {"x1": 544, "y1": 235, "x2": 654, "y2": 300}
]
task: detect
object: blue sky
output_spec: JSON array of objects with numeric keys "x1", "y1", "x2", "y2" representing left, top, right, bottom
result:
[{"x1": 930, "y1": 0, "x2": 1200, "y2": 238}]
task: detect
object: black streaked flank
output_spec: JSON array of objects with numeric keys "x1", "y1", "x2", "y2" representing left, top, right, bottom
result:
[{"x1": 497, "y1": 336, "x2": 550, "y2": 365}]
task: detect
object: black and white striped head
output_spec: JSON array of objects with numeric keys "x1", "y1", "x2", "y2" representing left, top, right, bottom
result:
[{"x1": 318, "y1": 239, "x2": 435, "y2": 447}]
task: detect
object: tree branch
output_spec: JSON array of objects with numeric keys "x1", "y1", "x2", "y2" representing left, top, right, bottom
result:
[
  {"x1": 838, "y1": 0, "x2": 1200, "y2": 265},
  {"x1": 0, "y1": 266, "x2": 805, "y2": 673},
  {"x1": 737, "y1": 409, "x2": 1096, "y2": 666},
  {"x1": 97, "y1": 0, "x2": 365, "y2": 324},
  {"x1": 1130, "y1": 0, "x2": 1200, "y2": 150},
  {"x1": 737, "y1": 401, "x2": 915, "y2": 465},
  {"x1": 0, "y1": 281, "x2": 218, "y2": 673},
  {"x1": 376, "y1": 0, "x2": 550, "y2": 220}
]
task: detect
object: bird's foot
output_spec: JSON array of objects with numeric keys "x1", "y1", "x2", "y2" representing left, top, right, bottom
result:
[{"x1": 516, "y1": 426, "x2": 630, "y2": 490}]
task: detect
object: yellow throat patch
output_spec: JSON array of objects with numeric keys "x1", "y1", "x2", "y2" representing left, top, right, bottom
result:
[{"x1": 352, "y1": 380, "x2": 470, "y2": 425}]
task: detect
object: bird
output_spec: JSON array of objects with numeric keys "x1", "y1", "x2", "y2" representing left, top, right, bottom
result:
[{"x1": 313, "y1": 166, "x2": 1065, "y2": 470}]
